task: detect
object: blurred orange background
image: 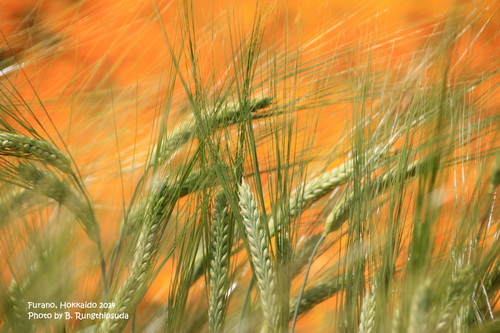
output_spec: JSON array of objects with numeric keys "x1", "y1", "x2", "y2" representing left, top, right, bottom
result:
[{"x1": 1, "y1": 0, "x2": 498, "y2": 331}]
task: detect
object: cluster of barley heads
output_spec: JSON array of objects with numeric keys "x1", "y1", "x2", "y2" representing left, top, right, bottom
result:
[{"x1": 0, "y1": 1, "x2": 499, "y2": 332}]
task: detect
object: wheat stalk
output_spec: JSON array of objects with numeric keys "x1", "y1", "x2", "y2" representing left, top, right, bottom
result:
[
  {"x1": 238, "y1": 180, "x2": 277, "y2": 331},
  {"x1": 1, "y1": 2, "x2": 498, "y2": 332},
  {"x1": 0, "y1": 132, "x2": 72, "y2": 173},
  {"x1": 208, "y1": 191, "x2": 231, "y2": 333}
]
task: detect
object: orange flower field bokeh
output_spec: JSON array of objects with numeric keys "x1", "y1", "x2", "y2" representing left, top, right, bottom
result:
[{"x1": 1, "y1": 0, "x2": 498, "y2": 332}]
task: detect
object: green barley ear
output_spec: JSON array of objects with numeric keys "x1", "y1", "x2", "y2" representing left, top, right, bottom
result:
[
  {"x1": 211, "y1": 96, "x2": 272, "y2": 124},
  {"x1": 3, "y1": 220, "x2": 72, "y2": 333},
  {"x1": 11, "y1": 163, "x2": 108, "y2": 293},
  {"x1": 152, "y1": 97, "x2": 272, "y2": 166},
  {"x1": 124, "y1": 167, "x2": 218, "y2": 236},
  {"x1": 289, "y1": 159, "x2": 354, "y2": 217},
  {"x1": 238, "y1": 180, "x2": 277, "y2": 331},
  {"x1": 477, "y1": 260, "x2": 500, "y2": 321},
  {"x1": 408, "y1": 280, "x2": 432, "y2": 333},
  {"x1": 208, "y1": 191, "x2": 231, "y2": 333},
  {"x1": 323, "y1": 159, "x2": 421, "y2": 235},
  {"x1": 323, "y1": 192, "x2": 352, "y2": 235},
  {"x1": 0, "y1": 132, "x2": 72, "y2": 174},
  {"x1": 270, "y1": 146, "x2": 386, "y2": 235},
  {"x1": 289, "y1": 276, "x2": 345, "y2": 319},
  {"x1": 291, "y1": 234, "x2": 324, "y2": 277},
  {"x1": 5, "y1": 280, "x2": 35, "y2": 333},
  {"x1": 436, "y1": 266, "x2": 473, "y2": 332},
  {"x1": 96, "y1": 169, "x2": 185, "y2": 332},
  {"x1": 268, "y1": 159, "x2": 354, "y2": 234},
  {"x1": 391, "y1": 307, "x2": 403, "y2": 333},
  {"x1": 359, "y1": 285, "x2": 376, "y2": 333},
  {"x1": 489, "y1": 150, "x2": 500, "y2": 190},
  {"x1": 14, "y1": 163, "x2": 100, "y2": 244},
  {"x1": 96, "y1": 229, "x2": 156, "y2": 332},
  {"x1": 0, "y1": 187, "x2": 34, "y2": 226},
  {"x1": 485, "y1": 261, "x2": 500, "y2": 297}
]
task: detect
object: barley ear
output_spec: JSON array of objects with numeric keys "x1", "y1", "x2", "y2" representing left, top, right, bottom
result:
[
  {"x1": 289, "y1": 276, "x2": 345, "y2": 319},
  {"x1": 269, "y1": 159, "x2": 354, "y2": 234},
  {"x1": 212, "y1": 96, "x2": 272, "y2": 124},
  {"x1": 125, "y1": 167, "x2": 217, "y2": 236},
  {"x1": 490, "y1": 150, "x2": 500, "y2": 190},
  {"x1": 359, "y1": 285, "x2": 376, "y2": 333},
  {"x1": 270, "y1": 145, "x2": 386, "y2": 234},
  {"x1": 96, "y1": 181, "x2": 174, "y2": 333},
  {"x1": 290, "y1": 159, "x2": 354, "y2": 218},
  {"x1": 485, "y1": 260, "x2": 500, "y2": 295},
  {"x1": 238, "y1": 180, "x2": 277, "y2": 331},
  {"x1": 15, "y1": 163, "x2": 100, "y2": 244},
  {"x1": 291, "y1": 234, "x2": 324, "y2": 277},
  {"x1": 208, "y1": 191, "x2": 231, "y2": 333},
  {"x1": 0, "y1": 188, "x2": 32, "y2": 225},
  {"x1": 5, "y1": 280, "x2": 35, "y2": 333},
  {"x1": 323, "y1": 192, "x2": 352, "y2": 235},
  {"x1": 436, "y1": 266, "x2": 473, "y2": 331},
  {"x1": 408, "y1": 280, "x2": 432, "y2": 333},
  {"x1": 391, "y1": 307, "x2": 403, "y2": 333},
  {"x1": 151, "y1": 97, "x2": 271, "y2": 166},
  {"x1": 0, "y1": 132, "x2": 72, "y2": 174},
  {"x1": 323, "y1": 159, "x2": 421, "y2": 235}
]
